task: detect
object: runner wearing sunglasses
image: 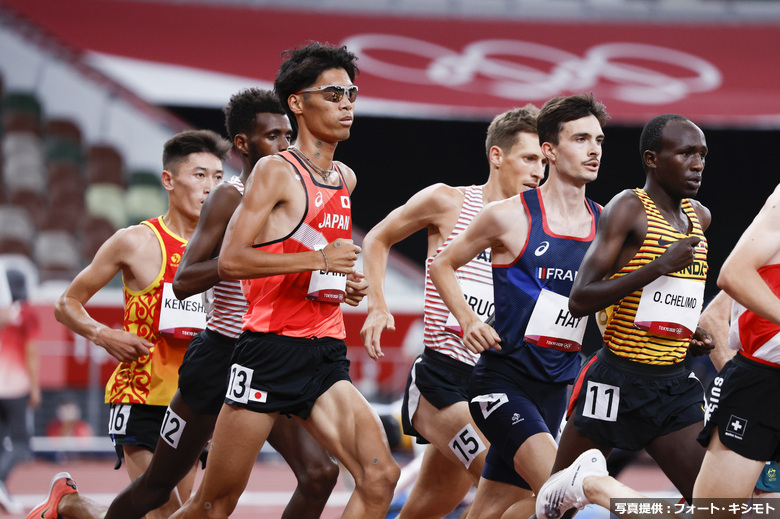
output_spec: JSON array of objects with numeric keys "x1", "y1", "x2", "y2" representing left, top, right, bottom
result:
[{"x1": 170, "y1": 41, "x2": 400, "y2": 519}]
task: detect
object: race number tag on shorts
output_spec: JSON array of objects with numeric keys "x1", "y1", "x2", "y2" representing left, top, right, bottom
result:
[
  {"x1": 108, "y1": 404, "x2": 131, "y2": 435},
  {"x1": 524, "y1": 289, "x2": 586, "y2": 352},
  {"x1": 634, "y1": 276, "x2": 704, "y2": 338},
  {"x1": 159, "y1": 283, "x2": 207, "y2": 339},
  {"x1": 160, "y1": 407, "x2": 186, "y2": 449},
  {"x1": 471, "y1": 393, "x2": 508, "y2": 420},
  {"x1": 306, "y1": 245, "x2": 346, "y2": 303},
  {"x1": 582, "y1": 381, "x2": 620, "y2": 422},
  {"x1": 227, "y1": 364, "x2": 253, "y2": 404},
  {"x1": 449, "y1": 423, "x2": 486, "y2": 469},
  {"x1": 444, "y1": 276, "x2": 494, "y2": 337}
]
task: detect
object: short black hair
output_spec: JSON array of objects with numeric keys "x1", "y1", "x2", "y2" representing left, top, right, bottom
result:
[
  {"x1": 224, "y1": 88, "x2": 286, "y2": 142},
  {"x1": 274, "y1": 42, "x2": 359, "y2": 130},
  {"x1": 537, "y1": 93, "x2": 609, "y2": 146},
  {"x1": 639, "y1": 114, "x2": 691, "y2": 169},
  {"x1": 162, "y1": 130, "x2": 232, "y2": 171}
]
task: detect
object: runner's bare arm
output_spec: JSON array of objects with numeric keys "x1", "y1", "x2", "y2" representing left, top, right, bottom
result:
[
  {"x1": 430, "y1": 201, "x2": 513, "y2": 354},
  {"x1": 219, "y1": 156, "x2": 360, "y2": 280},
  {"x1": 718, "y1": 184, "x2": 780, "y2": 326},
  {"x1": 361, "y1": 184, "x2": 464, "y2": 359},
  {"x1": 697, "y1": 291, "x2": 733, "y2": 369},
  {"x1": 54, "y1": 227, "x2": 154, "y2": 362},
  {"x1": 569, "y1": 190, "x2": 700, "y2": 317}
]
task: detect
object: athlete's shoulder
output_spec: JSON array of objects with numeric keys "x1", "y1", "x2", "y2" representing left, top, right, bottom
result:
[
  {"x1": 687, "y1": 198, "x2": 711, "y2": 230},
  {"x1": 95, "y1": 222, "x2": 158, "y2": 264},
  {"x1": 334, "y1": 160, "x2": 357, "y2": 190},
  {"x1": 601, "y1": 189, "x2": 644, "y2": 214}
]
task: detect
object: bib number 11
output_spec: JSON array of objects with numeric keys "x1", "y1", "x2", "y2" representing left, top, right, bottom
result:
[{"x1": 582, "y1": 381, "x2": 620, "y2": 422}]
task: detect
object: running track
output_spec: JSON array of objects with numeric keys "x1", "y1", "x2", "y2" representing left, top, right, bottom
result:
[{"x1": 5, "y1": 452, "x2": 678, "y2": 518}]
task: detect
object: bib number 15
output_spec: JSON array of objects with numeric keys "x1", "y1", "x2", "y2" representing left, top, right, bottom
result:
[{"x1": 449, "y1": 424, "x2": 486, "y2": 469}]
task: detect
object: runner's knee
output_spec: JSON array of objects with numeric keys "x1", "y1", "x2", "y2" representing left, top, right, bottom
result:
[
  {"x1": 294, "y1": 456, "x2": 340, "y2": 498},
  {"x1": 354, "y1": 458, "x2": 400, "y2": 502}
]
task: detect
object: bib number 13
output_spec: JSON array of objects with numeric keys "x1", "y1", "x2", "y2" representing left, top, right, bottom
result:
[{"x1": 582, "y1": 381, "x2": 620, "y2": 422}]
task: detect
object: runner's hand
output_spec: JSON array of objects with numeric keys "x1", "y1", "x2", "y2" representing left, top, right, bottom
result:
[
  {"x1": 345, "y1": 270, "x2": 368, "y2": 307},
  {"x1": 361, "y1": 308, "x2": 395, "y2": 360},
  {"x1": 95, "y1": 327, "x2": 153, "y2": 363},
  {"x1": 688, "y1": 324, "x2": 715, "y2": 357},
  {"x1": 463, "y1": 321, "x2": 501, "y2": 354},
  {"x1": 322, "y1": 239, "x2": 361, "y2": 274}
]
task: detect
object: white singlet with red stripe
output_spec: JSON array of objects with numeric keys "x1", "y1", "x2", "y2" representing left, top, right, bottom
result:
[
  {"x1": 206, "y1": 175, "x2": 249, "y2": 339},
  {"x1": 423, "y1": 185, "x2": 491, "y2": 366},
  {"x1": 729, "y1": 263, "x2": 780, "y2": 367}
]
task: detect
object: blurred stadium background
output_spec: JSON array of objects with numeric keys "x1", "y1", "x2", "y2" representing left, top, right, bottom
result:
[{"x1": 0, "y1": 0, "x2": 779, "y2": 515}]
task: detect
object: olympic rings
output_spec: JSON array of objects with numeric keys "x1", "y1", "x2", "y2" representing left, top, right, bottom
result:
[{"x1": 342, "y1": 34, "x2": 722, "y2": 104}]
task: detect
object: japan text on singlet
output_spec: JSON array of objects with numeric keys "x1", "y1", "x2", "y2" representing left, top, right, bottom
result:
[
  {"x1": 483, "y1": 189, "x2": 601, "y2": 384},
  {"x1": 206, "y1": 175, "x2": 249, "y2": 339},
  {"x1": 423, "y1": 185, "x2": 490, "y2": 366},
  {"x1": 729, "y1": 263, "x2": 780, "y2": 368},
  {"x1": 241, "y1": 150, "x2": 351, "y2": 339},
  {"x1": 602, "y1": 188, "x2": 708, "y2": 365},
  {"x1": 106, "y1": 217, "x2": 205, "y2": 406}
]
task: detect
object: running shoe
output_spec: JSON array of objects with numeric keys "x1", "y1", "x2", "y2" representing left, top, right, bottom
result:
[
  {"x1": 26, "y1": 472, "x2": 78, "y2": 519},
  {"x1": 536, "y1": 449, "x2": 608, "y2": 519}
]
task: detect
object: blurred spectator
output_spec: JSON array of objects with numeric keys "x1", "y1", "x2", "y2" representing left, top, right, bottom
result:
[
  {"x1": 46, "y1": 400, "x2": 93, "y2": 438},
  {"x1": 0, "y1": 268, "x2": 40, "y2": 514}
]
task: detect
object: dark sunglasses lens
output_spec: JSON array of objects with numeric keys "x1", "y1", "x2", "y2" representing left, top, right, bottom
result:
[
  {"x1": 322, "y1": 87, "x2": 343, "y2": 102},
  {"x1": 321, "y1": 86, "x2": 357, "y2": 103}
]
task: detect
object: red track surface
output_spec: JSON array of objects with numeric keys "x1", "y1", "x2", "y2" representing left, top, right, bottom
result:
[{"x1": 4, "y1": 453, "x2": 677, "y2": 518}]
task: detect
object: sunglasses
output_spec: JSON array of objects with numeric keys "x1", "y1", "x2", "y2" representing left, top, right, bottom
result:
[{"x1": 296, "y1": 84, "x2": 358, "y2": 103}]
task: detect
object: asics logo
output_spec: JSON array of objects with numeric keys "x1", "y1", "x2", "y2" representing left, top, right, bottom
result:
[{"x1": 535, "y1": 241, "x2": 550, "y2": 256}]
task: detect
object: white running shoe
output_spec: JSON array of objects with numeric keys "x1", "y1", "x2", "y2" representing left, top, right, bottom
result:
[{"x1": 536, "y1": 449, "x2": 608, "y2": 519}]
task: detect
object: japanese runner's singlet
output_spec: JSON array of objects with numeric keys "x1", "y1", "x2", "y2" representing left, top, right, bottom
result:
[
  {"x1": 105, "y1": 216, "x2": 202, "y2": 406},
  {"x1": 241, "y1": 150, "x2": 352, "y2": 339}
]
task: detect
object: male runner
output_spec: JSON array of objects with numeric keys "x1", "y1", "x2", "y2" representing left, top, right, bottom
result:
[
  {"x1": 27, "y1": 91, "x2": 349, "y2": 519},
  {"x1": 430, "y1": 93, "x2": 608, "y2": 519},
  {"x1": 693, "y1": 184, "x2": 780, "y2": 515},
  {"x1": 43, "y1": 130, "x2": 230, "y2": 519},
  {"x1": 170, "y1": 42, "x2": 400, "y2": 519},
  {"x1": 536, "y1": 113, "x2": 713, "y2": 519},
  {"x1": 360, "y1": 105, "x2": 545, "y2": 517}
]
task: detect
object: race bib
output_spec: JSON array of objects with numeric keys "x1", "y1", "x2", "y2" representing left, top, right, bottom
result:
[
  {"x1": 634, "y1": 275, "x2": 704, "y2": 338},
  {"x1": 524, "y1": 289, "x2": 586, "y2": 352},
  {"x1": 159, "y1": 283, "x2": 207, "y2": 339},
  {"x1": 444, "y1": 276, "x2": 494, "y2": 336},
  {"x1": 306, "y1": 245, "x2": 347, "y2": 304}
]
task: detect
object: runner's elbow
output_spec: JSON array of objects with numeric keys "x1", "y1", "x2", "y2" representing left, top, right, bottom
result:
[{"x1": 568, "y1": 296, "x2": 589, "y2": 318}]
